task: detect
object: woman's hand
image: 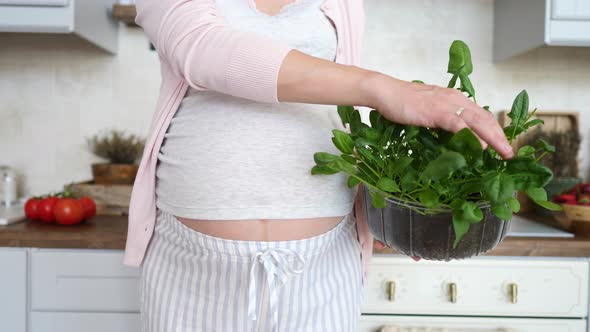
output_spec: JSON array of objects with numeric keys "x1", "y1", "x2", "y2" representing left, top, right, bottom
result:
[{"x1": 362, "y1": 73, "x2": 515, "y2": 160}]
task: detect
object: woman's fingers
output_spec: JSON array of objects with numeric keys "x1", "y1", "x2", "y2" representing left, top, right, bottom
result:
[
  {"x1": 380, "y1": 80, "x2": 515, "y2": 159},
  {"x1": 432, "y1": 106, "x2": 470, "y2": 134},
  {"x1": 445, "y1": 103, "x2": 489, "y2": 150},
  {"x1": 456, "y1": 105, "x2": 514, "y2": 159},
  {"x1": 442, "y1": 91, "x2": 514, "y2": 159}
]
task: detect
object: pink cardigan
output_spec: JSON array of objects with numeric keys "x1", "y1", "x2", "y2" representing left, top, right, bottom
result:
[{"x1": 123, "y1": 0, "x2": 374, "y2": 283}]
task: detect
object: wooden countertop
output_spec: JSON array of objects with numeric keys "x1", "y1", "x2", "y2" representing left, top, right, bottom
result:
[
  {"x1": 0, "y1": 216, "x2": 128, "y2": 250},
  {"x1": 2, "y1": 213, "x2": 590, "y2": 257}
]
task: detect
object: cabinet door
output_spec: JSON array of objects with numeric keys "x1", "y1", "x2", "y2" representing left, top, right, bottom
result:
[
  {"x1": 31, "y1": 249, "x2": 141, "y2": 312},
  {"x1": 552, "y1": 0, "x2": 590, "y2": 20},
  {"x1": 548, "y1": 0, "x2": 590, "y2": 45},
  {"x1": 358, "y1": 315, "x2": 586, "y2": 332},
  {"x1": 0, "y1": 248, "x2": 27, "y2": 332},
  {"x1": 30, "y1": 312, "x2": 140, "y2": 332}
]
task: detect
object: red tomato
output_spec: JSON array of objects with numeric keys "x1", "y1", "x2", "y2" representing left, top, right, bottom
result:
[
  {"x1": 570, "y1": 183, "x2": 590, "y2": 194},
  {"x1": 554, "y1": 194, "x2": 577, "y2": 203},
  {"x1": 54, "y1": 198, "x2": 85, "y2": 225},
  {"x1": 24, "y1": 198, "x2": 41, "y2": 220},
  {"x1": 38, "y1": 196, "x2": 59, "y2": 223},
  {"x1": 78, "y1": 196, "x2": 97, "y2": 219}
]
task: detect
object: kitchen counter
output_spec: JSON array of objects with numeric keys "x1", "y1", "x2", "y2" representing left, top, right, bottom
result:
[
  {"x1": 0, "y1": 216, "x2": 127, "y2": 249},
  {"x1": 1, "y1": 214, "x2": 590, "y2": 257}
]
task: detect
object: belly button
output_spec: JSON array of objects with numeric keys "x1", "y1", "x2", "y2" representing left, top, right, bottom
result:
[{"x1": 256, "y1": 219, "x2": 272, "y2": 226}]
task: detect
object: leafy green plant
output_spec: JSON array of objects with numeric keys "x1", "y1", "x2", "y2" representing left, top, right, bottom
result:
[{"x1": 311, "y1": 40, "x2": 562, "y2": 247}]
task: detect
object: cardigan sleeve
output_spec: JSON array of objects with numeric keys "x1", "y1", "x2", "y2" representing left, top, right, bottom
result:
[{"x1": 135, "y1": 0, "x2": 294, "y2": 103}]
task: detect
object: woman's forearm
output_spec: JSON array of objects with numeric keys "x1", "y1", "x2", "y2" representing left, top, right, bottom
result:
[
  {"x1": 277, "y1": 49, "x2": 515, "y2": 159},
  {"x1": 277, "y1": 50, "x2": 387, "y2": 108}
]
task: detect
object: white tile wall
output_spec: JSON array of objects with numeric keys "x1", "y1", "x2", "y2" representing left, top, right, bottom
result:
[
  {"x1": 0, "y1": 0, "x2": 589, "y2": 197},
  {"x1": 0, "y1": 28, "x2": 160, "y2": 196}
]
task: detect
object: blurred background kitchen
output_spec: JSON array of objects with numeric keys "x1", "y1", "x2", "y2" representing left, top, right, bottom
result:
[{"x1": 1, "y1": 1, "x2": 590, "y2": 332}]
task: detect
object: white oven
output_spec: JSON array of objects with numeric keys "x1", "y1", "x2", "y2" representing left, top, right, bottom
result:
[{"x1": 360, "y1": 256, "x2": 589, "y2": 332}]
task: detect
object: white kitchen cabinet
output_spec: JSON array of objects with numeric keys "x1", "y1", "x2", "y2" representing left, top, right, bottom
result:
[
  {"x1": 552, "y1": 0, "x2": 590, "y2": 20},
  {"x1": 359, "y1": 315, "x2": 586, "y2": 332},
  {"x1": 30, "y1": 312, "x2": 140, "y2": 332},
  {"x1": 30, "y1": 249, "x2": 141, "y2": 312},
  {"x1": 494, "y1": 0, "x2": 590, "y2": 61},
  {"x1": 28, "y1": 249, "x2": 142, "y2": 332},
  {"x1": 363, "y1": 256, "x2": 588, "y2": 317},
  {"x1": 0, "y1": 0, "x2": 119, "y2": 53},
  {"x1": 0, "y1": 248, "x2": 27, "y2": 332}
]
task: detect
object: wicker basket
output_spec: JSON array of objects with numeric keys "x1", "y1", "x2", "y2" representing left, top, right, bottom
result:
[
  {"x1": 559, "y1": 204, "x2": 590, "y2": 236},
  {"x1": 563, "y1": 204, "x2": 590, "y2": 222}
]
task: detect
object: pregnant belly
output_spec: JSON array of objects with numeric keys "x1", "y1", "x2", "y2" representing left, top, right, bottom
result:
[{"x1": 175, "y1": 215, "x2": 345, "y2": 241}]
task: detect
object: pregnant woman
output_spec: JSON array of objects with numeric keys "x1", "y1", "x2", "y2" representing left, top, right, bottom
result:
[{"x1": 123, "y1": 0, "x2": 515, "y2": 331}]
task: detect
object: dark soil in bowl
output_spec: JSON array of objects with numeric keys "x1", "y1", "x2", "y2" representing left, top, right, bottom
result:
[{"x1": 362, "y1": 185, "x2": 510, "y2": 261}]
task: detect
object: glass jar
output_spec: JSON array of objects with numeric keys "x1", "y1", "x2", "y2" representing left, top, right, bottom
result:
[{"x1": 0, "y1": 166, "x2": 18, "y2": 206}]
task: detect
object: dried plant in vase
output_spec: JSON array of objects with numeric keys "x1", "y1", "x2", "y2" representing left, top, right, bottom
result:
[
  {"x1": 86, "y1": 129, "x2": 146, "y2": 185},
  {"x1": 521, "y1": 128, "x2": 582, "y2": 204}
]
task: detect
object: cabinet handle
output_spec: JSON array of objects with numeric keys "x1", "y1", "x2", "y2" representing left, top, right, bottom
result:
[
  {"x1": 508, "y1": 283, "x2": 518, "y2": 304},
  {"x1": 386, "y1": 281, "x2": 396, "y2": 301},
  {"x1": 448, "y1": 282, "x2": 457, "y2": 303}
]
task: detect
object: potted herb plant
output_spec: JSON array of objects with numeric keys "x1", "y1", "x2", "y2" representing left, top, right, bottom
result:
[
  {"x1": 311, "y1": 40, "x2": 562, "y2": 261},
  {"x1": 86, "y1": 129, "x2": 145, "y2": 185},
  {"x1": 521, "y1": 128, "x2": 582, "y2": 215}
]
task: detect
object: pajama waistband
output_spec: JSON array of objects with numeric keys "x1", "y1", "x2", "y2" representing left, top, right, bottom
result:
[{"x1": 155, "y1": 208, "x2": 357, "y2": 259}]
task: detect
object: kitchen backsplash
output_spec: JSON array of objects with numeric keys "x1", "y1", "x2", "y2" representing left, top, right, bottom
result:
[{"x1": 1, "y1": 0, "x2": 589, "y2": 197}]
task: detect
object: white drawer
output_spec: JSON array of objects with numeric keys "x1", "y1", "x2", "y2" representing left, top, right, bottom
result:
[
  {"x1": 547, "y1": 20, "x2": 590, "y2": 45},
  {"x1": 359, "y1": 315, "x2": 586, "y2": 332},
  {"x1": 30, "y1": 312, "x2": 140, "y2": 332},
  {"x1": 0, "y1": 1, "x2": 68, "y2": 5},
  {"x1": 0, "y1": 2, "x2": 73, "y2": 33},
  {"x1": 31, "y1": 249, "x2": 141, "y2": 312},
  {"x1": 363, "y1": 256, "x2": 588, "y2": 318},
  {"x1": 552, "y1": 0, "x2": 590, "y2": 20}
]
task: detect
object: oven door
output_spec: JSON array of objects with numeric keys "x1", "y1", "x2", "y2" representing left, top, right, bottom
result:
[{"x1": 359, "y1": 315, "x2": 586, "y2": 332}]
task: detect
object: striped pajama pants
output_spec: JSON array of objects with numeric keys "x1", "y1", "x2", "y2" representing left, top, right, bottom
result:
[{"x1": 140, "y1": 208, "x2": 364, "y2": 332}]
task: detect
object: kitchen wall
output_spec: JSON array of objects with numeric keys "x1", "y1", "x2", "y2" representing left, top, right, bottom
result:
[
  {"x1": 0, "y1": 28, "x2": 160, "y2": 196},
  {"x1": 1, "y1": 0, "x2": 589, "y2": 197}
]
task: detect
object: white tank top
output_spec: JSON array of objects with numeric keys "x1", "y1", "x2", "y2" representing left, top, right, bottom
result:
[{"x1": 155, "y1": 0, "x2": 356, "y2": 220}]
